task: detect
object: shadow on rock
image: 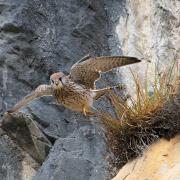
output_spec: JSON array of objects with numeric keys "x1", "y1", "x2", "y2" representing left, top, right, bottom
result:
[{"x1": 0, "y1": 112, "x2": 52, "y2": 164}]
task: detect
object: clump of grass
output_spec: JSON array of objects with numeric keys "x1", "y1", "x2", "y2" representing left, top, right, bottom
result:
[{"x1": 99, "y1": 60, "x2": 179, "y2": 168}]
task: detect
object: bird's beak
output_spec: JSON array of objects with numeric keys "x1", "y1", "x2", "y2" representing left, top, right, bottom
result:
[{"x1": 53, "y1": 81, "x2": 63, "y2": 89}]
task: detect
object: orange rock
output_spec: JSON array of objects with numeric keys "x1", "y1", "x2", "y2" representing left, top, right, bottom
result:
[{"x1": 112, "y1": 135, "x2": 180, "y2": 180}]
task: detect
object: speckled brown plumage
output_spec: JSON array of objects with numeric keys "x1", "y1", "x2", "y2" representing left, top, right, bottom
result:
[{"x1": 7, "y1": 55, "x2": 141, "y2": 116}]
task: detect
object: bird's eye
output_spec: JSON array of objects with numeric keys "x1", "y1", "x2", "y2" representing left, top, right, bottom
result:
[
  {"x1": 59, "y1": 77, "x2": 62, "y2": 81},
  {"x1": 51, "y1": 79, "x2": 54, "y2": 83}
]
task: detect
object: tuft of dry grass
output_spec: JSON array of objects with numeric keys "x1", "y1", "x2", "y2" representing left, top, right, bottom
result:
[{"x1": 99, "y1": 60, "x2": 180, "y2": 168}]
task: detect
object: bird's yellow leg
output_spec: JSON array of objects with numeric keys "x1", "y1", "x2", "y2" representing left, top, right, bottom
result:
[{"x1": 83, "y1": 107, "x2": 87, "y2": 116}]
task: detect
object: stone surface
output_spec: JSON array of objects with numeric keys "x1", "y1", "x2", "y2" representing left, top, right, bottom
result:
[
  {"x1": 112, "y1": 135, "x2": 180, "y2": 180},
  {"x1": 0, "y1": 0, "x2": 180, "y2": 179},
  {"x1": 1, "y1": 112, "x2": 52, "y2": 164},
  {"x1": 115, "y1": 0, "x2": 180, "y2": 96},
  {"x1": 0, "y1": 0, "x2": 116, "y2": 180},
  {"x1": 0, "y1": 134, "x2": 38, "y2": 180}
]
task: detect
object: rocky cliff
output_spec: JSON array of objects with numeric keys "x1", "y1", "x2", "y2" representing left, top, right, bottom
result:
[
  {"x1": 0, "y1": 0, "x2": 179, "y2": 180},
  {"x1": 0, "y1": 1, "x2": 124, "y2": 180},
  {"x1": 116, "y1": 0, "x2": 180, "y2": 95}
]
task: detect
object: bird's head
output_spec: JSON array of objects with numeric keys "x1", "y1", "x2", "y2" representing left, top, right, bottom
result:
[{"x1": 50, "y1": 72, "x2": 65, "y2": 89}]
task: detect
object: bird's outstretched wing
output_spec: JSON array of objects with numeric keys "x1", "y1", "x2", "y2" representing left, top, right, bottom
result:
[
  {"x1": 70, "y1": 56, "x2": 141, "y2": 89},
  {"x1": 7, "y1": 85, "x2": 53, "y2": 113}
]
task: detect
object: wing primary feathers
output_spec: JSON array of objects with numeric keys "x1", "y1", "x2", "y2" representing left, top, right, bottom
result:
[
  {"x1": 7, "y1": 85, "x2": 53, "y2": 113},
  {"x1": 79, "y1": 54, "x2": 91, "y2": 63},
  {"x1": 71, "y1": 54, "x2": 91, "y2": 70},
  {"x1": 70, "y1": 55, "x2": 141, "y2": 89}
]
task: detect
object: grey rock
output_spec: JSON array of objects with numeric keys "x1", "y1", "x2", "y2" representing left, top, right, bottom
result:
[
  {"x1": 1, "y1": 112, "x2": 52, "y2": 164},
  {"x1": 0, "y1": 0, "x2": 113, "y2": 180},
  {"x1": 0, "y1": 0, "x2": 179, "y2": 179},
  {"x1": 0, "y1": 134, "x2": 38, "y2": 180},
  {"x1": 114, "y1": 0, "x2": 180, "y2": 96},
  {"x1": 0, "y1": 135, "x2": 22, "y2": 180}
]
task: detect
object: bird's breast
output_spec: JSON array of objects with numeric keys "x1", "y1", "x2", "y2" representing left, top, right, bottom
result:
[{"x1": 53, "y1": 83, "x2": 93, "y2": 108}]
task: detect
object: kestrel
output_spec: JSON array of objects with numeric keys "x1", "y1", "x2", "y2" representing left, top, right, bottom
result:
[{"x1": 7, "y1": 55, "x2": 141, "y2": 116}]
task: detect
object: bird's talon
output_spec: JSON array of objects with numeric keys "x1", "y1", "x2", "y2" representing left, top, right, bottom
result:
[{"x1": 117, "y1": 83, "x2": 126, "y2": 90}]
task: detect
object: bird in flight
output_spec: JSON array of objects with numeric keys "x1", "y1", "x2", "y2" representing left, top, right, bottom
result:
[{"x1": 7, "y1": 55, "x2": 141, "y2": 116}]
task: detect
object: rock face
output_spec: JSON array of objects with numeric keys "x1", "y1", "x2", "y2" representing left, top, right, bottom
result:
[
  {"x1": 1, "y1": 112, "x2": 52, "y2": 164},
  {"x1": 0, "y1": 0, "x2": 120, "y2": 180},
  {"x1": 0, "y1": 134, "x2": 38, "y2": 180},
  {"x1": 112, "y1": 135, "x2": 180, "y2": 180},
  {"x1": 0, "y1": 0, "x2": 179, "y2": 180},
  {"x1": 115, "y1": 0, "x2": 180, "y2": 95}
]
